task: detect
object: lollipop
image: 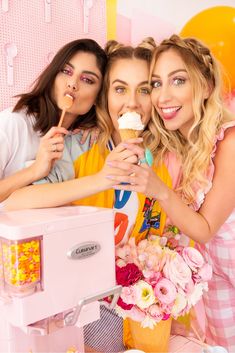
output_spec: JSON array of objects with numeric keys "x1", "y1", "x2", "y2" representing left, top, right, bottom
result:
[{"x1": 58, "y1": 94, "x2": 74, "y2": 127}]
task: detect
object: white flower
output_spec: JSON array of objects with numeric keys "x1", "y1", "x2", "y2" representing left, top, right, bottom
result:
[
  {"x1": 188, "y1": 282, "x2": 208, "y2": 307},
  {"x1": 135, "y1": 280, "x2": 155, "y2": 309},
  {"x1": 141, "y1": 315, "x2": 156, "y2": 329},
  {"x1": 171, "y1": 292, "x2": 187, "y2": 318}
]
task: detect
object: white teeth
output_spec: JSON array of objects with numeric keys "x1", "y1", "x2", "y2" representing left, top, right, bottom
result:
[{"x1": 161, "y1": 107, "x2": 179, "y2": 113}]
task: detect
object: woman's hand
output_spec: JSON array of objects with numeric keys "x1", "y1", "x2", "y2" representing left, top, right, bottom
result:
[
  {"x1": 72, "y1": 127, "x2": 100, "y2": 146},
  {"x1": 97, "y1": 138, "x2": 144, "y2": 188},
  {"x1": 104, "y1": 158, "x2": 169, "y2": 201},
  {"x1": 30, "y1": 126, "x2": 69, "y2": 180}
]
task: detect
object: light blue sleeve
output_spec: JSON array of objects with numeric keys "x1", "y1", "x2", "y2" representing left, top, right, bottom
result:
[{"x1": 34, "y1": 133, "x2": 91, "y2": 184}]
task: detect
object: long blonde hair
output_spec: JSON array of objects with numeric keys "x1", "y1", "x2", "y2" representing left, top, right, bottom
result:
[
  {"x1": 96, "y1": 38, "x2": 160, "y2": 157},
  {"x1": 150, "y1": 34, "x2": 234, "y2": 203}
]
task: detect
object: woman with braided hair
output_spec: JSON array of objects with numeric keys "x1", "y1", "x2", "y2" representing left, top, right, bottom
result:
[{"x1": 108, "y1": 34, "x2": 235, "y2": 350}]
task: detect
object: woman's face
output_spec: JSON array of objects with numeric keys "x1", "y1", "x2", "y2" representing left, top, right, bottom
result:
[
  {"x1": 53, "y1": 51, "x2": 102, "y2": 125},
  {"x1": 151, "y1": 49, "x2": 194, "y2": 137},
  {"x1": 108, "y1": 58, "x2": 152, "y2": 144}
]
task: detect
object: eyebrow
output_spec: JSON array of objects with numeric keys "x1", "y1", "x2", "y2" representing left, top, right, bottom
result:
[
  {"x1": 152, "y1": 69, "x2": 187, "y2": 78},
  {"x1": 111, "y1": 79, "x2": 150, "y2": 86},
  {"x1": 65, "y1": 62, "x2": 101, "y2": 79}
]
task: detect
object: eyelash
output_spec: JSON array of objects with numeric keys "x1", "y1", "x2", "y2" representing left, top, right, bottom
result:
[
  {"x1": 61, "y1": 68, "x2": 72, "y2": 75},
  {"x1": 80, "y1": 75, "x2": 94, "y2": 85},
  {"x1": 114, "y1": 86, "x2": 151, "y2": 95},
  {"x1": 60, "y1": 68, "x2": 94, "y2": 84},
  {"x1": 137, "y1": 87, "x2": 151, "y2": 95},
  {"x1": 173, "y1": 77, "x2": 186, "y2": 85},
  {"x1": 152, "y1": 77, "x2": 186, "y2": 88},
  {"x1": 115, "y1": 86, "x2": 126, "y2": 94}
]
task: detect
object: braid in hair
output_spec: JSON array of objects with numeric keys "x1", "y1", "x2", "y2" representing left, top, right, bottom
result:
[{"x1": 150, "y1": 34, "x2": 233, "y2": 204}]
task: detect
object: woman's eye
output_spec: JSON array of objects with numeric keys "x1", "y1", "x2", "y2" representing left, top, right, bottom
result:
[
  {"x1": 61, "y1": 67, "x2": 72, "y2": 75},
  {"x1": 115, "y1": 86, "x2": 126, "y2": 94},
  {"x1": 173, "y1": 77, "x2": 186, "y2": 86},
  {"x1": 80, "y1": 75, "x2": 94, "y2": 84},
  {"x1": 138, "y1": 86, "x2": 151, "y2": 95},
  {"x1": 152, "y1": 80, "x2": 161, "y2": 89}
]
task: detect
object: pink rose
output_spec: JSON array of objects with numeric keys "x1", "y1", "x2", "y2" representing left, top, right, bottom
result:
[
  {"x1": 147, "y1": 304, "x2": 163, "y2": 323},
  {"x1": 121, "y1": 286, "x2": 138, "y2": 304},
  {"x1": 129, "y1": 306, "x2": 146, "y2": 322},
  {"x1": 195, "y1": 263, "x2": 212, "y2": 282},
  {"x1": 116, "y1": 263, "x2": 143, "y2": 286},
  {"x1": 145, "y1": 271, "x2": 162, "y2": 287},
  {"x1": 182, "y1": 247, "x2": 204, "y2": 271},
  {"x1": 154, "y1": 278, "x2": 177, "y2": 304},
  {"x1": 163, "y1": 253, "x2": 192, "y2": 289}
]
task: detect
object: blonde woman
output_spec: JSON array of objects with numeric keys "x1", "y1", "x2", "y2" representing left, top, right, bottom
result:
[
  {"x1": 4, "y1": 38, "x2": 174, "y2": 351},
  {"x1": 109, "y1": 35, "x2": 235, "y2": 350}
]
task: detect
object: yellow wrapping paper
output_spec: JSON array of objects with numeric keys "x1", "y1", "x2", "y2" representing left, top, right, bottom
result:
[{"x1": 124, "y1": 318, "x2": 172, "y2": 353}]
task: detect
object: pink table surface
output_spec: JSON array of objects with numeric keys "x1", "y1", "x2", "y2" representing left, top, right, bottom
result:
[{"x1": 169, "y1": 335, "x2": 203, "y2": 352}]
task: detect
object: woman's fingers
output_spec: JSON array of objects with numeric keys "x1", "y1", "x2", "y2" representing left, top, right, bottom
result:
[
  {"x1": 43, "y1": 126, "x2": 68, "y2": 139},
  {"x1": 79, "y1": 129, "x2": 90, "y2": 144},
  {"x1": 121, "y1": 142, "x2": 145, "y2": 160},
  {"x1": 76, "y1": 127, "x2": 100, "y2": 145},
  {"x1": 114, "y1": 138, "x2": 143, "y2": 152},
  {"x1": 107, "y1": 159, "x2": 149, "y2": 172},
  {"x1": 89, "y1": 128, "x2": 100, "y2": 146}
]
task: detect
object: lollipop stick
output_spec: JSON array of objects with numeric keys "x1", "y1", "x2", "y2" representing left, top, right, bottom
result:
[
  {"x1": 58, "y1": 109, "x2": 66, "y2": 127},
  {"x1": 57, "y1": 94, "x2": 73, "y2": 128}
]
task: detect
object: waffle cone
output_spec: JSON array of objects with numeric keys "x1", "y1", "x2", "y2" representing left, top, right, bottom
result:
[{"x1": 119, "y1": 128, "x2": 141, "y2": 141}]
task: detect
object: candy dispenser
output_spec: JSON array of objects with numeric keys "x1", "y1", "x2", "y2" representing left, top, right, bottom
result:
[
  {"x1": 0, "y1": 206, "x2": 120, "y2": 353},
  {"x1": 1, "y1": 236, "x2": 42, "y2": 297}
]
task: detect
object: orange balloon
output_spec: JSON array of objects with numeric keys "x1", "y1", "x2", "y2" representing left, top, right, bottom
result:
[{"x1": 180, "y1": 6, "x2": 235, "y2": 92}]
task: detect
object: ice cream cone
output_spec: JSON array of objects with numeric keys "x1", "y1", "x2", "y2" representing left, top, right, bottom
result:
[{"x1": 119, "y1": 128, "x2": 140, "y2": 142}]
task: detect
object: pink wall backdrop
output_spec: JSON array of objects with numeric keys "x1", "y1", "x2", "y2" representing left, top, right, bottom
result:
[{"x1": 0, "y1": 0, "x2": 106, "y2": 110}]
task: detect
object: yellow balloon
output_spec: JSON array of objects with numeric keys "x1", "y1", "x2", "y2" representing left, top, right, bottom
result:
[{"x1": 180, "y1": 6, "x2": 235, "y2": 92}]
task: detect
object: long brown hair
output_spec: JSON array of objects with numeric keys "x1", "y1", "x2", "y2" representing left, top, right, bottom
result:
[{"x1": 13, "y1": 39, "x2": 107, "y2": 135}]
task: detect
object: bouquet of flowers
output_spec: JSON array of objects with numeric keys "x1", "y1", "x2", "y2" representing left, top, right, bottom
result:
[{"x1": 115, "y1": 226, "x2": 212, "y2": 330}]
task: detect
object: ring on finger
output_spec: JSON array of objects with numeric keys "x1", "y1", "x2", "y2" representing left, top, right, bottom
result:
[
  {"x1": 138, "y1": 148, "x2": 153, "y2": 166},
  {"x1": 138, "y1": 157, "x2": 147, "y2": 165}
]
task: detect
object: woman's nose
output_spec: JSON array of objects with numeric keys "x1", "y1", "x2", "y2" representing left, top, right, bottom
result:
[
  {"x1": 126, "y1": 91, "x2": 139, "y2": 109},
  {"x1": 67, "y1": 80, "x2": 78, "y2": 91},
  {"x1": 157, "y1": 85, "x2": 171, "y2": 104}
]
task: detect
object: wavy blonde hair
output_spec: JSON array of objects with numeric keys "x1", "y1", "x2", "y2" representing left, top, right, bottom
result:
[
  {"x1": 96, "y1": 38, "x2": 160, "y2": 157},
  {"x1": 150, "y1": 34, "x2": 234, "y2": 203}
]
